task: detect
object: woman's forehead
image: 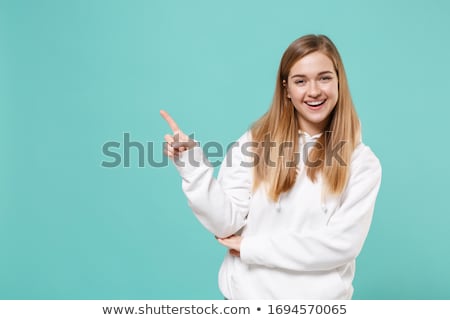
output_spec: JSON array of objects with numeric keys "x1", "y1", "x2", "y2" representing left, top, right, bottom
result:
[{"x1": 289, "y1": 52, "x2": 335, "y2": 77}]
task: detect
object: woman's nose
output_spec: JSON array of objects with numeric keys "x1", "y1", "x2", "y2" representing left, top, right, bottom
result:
[{"x1": 307, "y1": 81, "x2": 321, "y2": 97}]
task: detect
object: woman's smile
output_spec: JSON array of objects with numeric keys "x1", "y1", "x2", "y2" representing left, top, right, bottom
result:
[{"x1": 304, "y1": 99, "x2": 326, "y2": 109}]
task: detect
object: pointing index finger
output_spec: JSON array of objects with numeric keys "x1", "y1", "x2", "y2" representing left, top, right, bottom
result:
[{"x1": 160, "y1": 110, "x2": 180, "y2": 133}]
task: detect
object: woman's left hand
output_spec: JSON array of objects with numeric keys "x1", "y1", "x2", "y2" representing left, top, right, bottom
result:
[{"x1": 216, "y1": 235, "x2": 242, "y2": 257}]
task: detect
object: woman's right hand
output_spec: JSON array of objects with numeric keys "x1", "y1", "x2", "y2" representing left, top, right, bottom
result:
[{"x1": 160, "y1": 109, "x2": 197, "y2": 159}]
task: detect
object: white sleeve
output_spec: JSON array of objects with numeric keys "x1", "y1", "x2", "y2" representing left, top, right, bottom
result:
[
  {"x1": 240, "y1": 144, "x2": 382, "y2": 271},
  {"x1": 174, "y1": 132, "x2": 253, "y2": 238}
]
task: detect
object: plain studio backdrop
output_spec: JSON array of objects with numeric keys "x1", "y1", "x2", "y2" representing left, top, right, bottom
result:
[{"x1": 1, "y1": 0, "x2": 449, "y2": 299}]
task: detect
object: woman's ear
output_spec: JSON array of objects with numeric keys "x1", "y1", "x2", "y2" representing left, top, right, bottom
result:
[{"x1": 283, "y1": 80, "x2": 291, "y2": 99}]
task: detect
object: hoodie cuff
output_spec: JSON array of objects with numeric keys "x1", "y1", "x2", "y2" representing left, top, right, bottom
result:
[
  {"x1": 173, "y1": 145, "x2": 210, "y2": 179},
  {"x1": 240, "y1": 235, "x2": 268, "y2": 267}
]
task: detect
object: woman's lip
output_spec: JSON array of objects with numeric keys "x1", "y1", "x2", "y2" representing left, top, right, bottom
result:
[{"x1": 304, "y1": 99, "x2": 326, "y2": 109}]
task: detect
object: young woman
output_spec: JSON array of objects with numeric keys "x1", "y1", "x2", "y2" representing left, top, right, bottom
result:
[{"x1": 161, "y1": 34, "x2": 381, "y2": 299}]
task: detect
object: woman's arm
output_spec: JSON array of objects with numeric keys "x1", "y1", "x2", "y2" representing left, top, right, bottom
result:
[
  {"x1": 161, "y1": 110, "x2": 252, "y2": 238},
  {"x1": 239, "y1": 145, "x2": 382, "y2": 272}
]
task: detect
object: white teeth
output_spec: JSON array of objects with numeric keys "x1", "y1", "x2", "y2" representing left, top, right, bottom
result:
[{"x1": 306, "y1": 100, "x2": 325, "y2": 106}]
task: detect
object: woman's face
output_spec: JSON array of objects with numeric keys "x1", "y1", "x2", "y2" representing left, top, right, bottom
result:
[{"x1": 286, "y1": 51, "x2": 338, "y2": 135}]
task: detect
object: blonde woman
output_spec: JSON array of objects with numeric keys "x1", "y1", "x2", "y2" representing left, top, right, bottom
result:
[{"x1": 161, "y1": 34, "x2": 382, "y2": 299}]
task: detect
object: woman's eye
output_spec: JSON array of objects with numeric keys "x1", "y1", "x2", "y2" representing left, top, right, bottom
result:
[
  {"x1": 320, "y1": 76, "x2": 332, "y2": 81},
  {"x1": 295, "y1": 80, "x2": 305, "y2": 85}
]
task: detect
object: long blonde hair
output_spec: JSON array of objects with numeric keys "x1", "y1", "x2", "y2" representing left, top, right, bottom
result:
[{"x1": 251, "y1": 34, "x2": 360, "y2": 201}]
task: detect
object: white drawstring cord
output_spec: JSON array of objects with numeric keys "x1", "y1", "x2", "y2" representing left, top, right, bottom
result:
[{"x1": 276, "y1": 194, "x2": 282, "y2": 212}]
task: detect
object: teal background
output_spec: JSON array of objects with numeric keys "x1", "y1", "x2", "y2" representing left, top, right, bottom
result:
[{"x1": 1, "y1": 0, "x2": 449, "y2": 299}]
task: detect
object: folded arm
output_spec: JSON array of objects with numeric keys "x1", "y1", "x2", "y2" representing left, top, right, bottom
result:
[{"x1": 240, "y1": 145, "x2": 382, "y2": 272}]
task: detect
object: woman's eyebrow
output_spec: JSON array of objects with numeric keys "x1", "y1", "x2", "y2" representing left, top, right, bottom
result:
[{"x1": 290, "y1": 70, "x2": 334, "y2": 78}]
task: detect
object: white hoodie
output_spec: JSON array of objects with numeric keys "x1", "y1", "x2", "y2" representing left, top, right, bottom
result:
[{"x1": 174, "y1": 130, "x2": 382, "y2": 299}]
